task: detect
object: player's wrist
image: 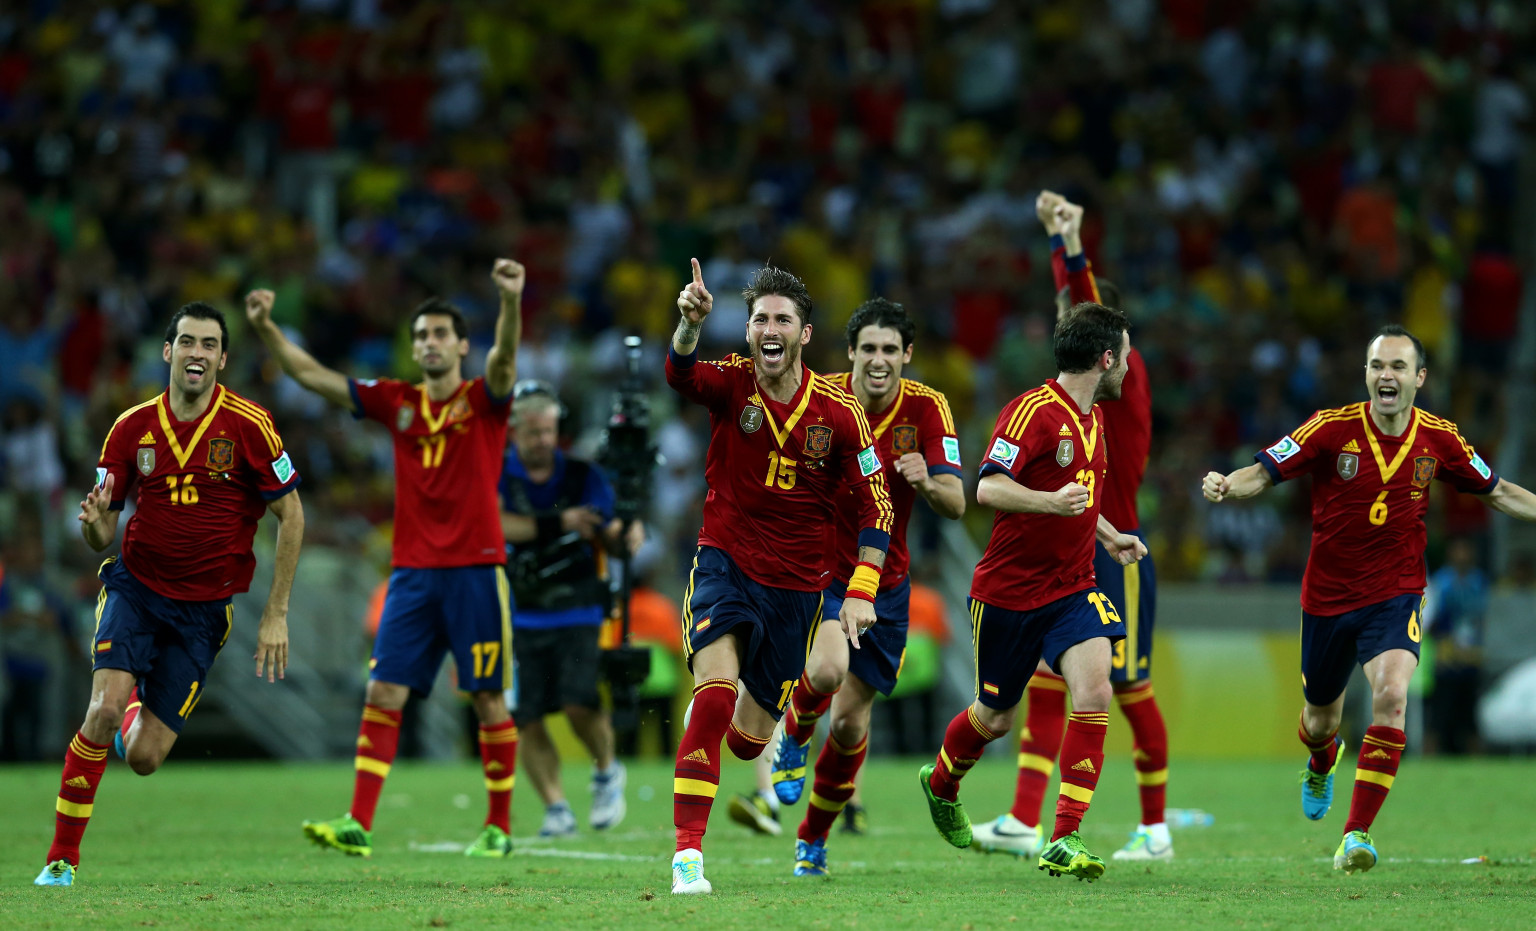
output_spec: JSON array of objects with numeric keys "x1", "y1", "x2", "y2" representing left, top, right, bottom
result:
[{"x1": 846, "y1": 560, "x2": 881, "y2": 601}]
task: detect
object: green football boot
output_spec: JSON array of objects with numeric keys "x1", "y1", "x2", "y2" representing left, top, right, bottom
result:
[
  {"x1": 918, "y1": 763, "x2": 972, "y2": 848},
  {"x1": 465, "y1": 824, "x2": 512, "y2": 858},
  {"x1": 1333, "y1": 830, "x2": 1378, "y2": 874},
  {"x1": 1038, "y1": 831, "x2": 1106, "y2": 882},
  {"x1": 302, "y1": 814, "x2": 373, "y2": 857}
]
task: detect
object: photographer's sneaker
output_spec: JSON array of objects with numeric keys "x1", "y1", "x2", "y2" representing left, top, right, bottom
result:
[
  {"x1": 1112, "y1": 823, "x2": 1173, "y2": 861},
  {"x1": 972, "y1": 813, "x2": 1042, "y2": 857},
  {"x1": 590, "y1": 761, "x2": 627, "y2": 830},
  {"x1": 538, "y1": 802, "x2": 577, "y2": 838},
  {"x1": 671, "y1": 848, "x2": 712, "y2": 894}
]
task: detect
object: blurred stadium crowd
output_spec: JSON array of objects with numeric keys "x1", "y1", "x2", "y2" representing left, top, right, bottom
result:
[{"x1": 1, "y1": 1, "x2": 1532, "y2": 757}]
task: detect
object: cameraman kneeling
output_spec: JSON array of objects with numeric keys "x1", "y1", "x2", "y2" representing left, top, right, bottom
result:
[{"x1": 501, "y1": 384, "x2": 641, "y2": 835}]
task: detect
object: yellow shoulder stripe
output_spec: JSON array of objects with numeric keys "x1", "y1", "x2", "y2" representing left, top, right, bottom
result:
[
  {"x1": 1293, "y1": 407, "x2": 1359, "y2": 443},
  {"x1": 223, "y1": 396, "x2": 283, "y2": 456},
  {"x1": 101, "y1": 396, "x2": 161, "y2": 458},
  {"x1": 1005, "y1": 390, "x2": 1054, "y2": 439}
]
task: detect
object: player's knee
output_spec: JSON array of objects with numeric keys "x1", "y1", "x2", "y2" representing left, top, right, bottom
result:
[
  {"x1": 828, "y1": 708, "x2": 870, "y2": 749},
  {"x1": 126, "y1": 748, "x2": 163, "y2": 776},
  {"x1": 972, "y1": 702, "x2": 1015, "y2": 737},
  {"x1": 804, "y1": 654, "x2": 846, "y2": 695},
  {"x1": 83, "y1": 700, "x2": 125, "y2": 740},
  {"x1": 1371, "y1": 681, "x2": 1409, "y2": 716},
  {"x1": 1072, "y1": 680, "x2": 1113, "y2": 714}
]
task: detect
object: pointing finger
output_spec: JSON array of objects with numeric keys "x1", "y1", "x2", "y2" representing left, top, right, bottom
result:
[{"x1": 691, "y1": 257, "x2": 703, "y2": 286}]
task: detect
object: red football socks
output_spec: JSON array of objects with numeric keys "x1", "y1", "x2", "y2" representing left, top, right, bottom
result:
[
  {"x1": 674, "y1": 678, "x2": 736, "y2": 851},
  {"x1": 783, "y1": 672, "x2": 832, "y2": 746},
  {"x1": 1117, "y1": 682, "x2": 1169, "y2": 825},
  {"x1": 120, "y1": 687, "x2": 142, "y2": 750},
  {"x1": 1009, "y1": 672, "x2": 1068, "y2": 827},
  {"x1": 1298, "y1": 714, "x2": 1341, "y2": 774},
  {"x1": 46, "y1": 732, "x2": 111, "y2": 866},
  {"x1": 797, "y1": 733, "x2": 868, "y2": 843},
  {"x1": 348, "y1": 704, "x2": 402, "y2": 831},
  {"x1": 929, "y1": 705, "x2": 1000, "y2": 802},
  {"x1": 479, "y1": 719, "x2": 518, "y2": 833},
  {"x1": 1345, "y1": 726, "x2": 1405, "y2": 834},
  {"x1": 1052, "y1": 712, "x2": 1109, "y2": 841}
]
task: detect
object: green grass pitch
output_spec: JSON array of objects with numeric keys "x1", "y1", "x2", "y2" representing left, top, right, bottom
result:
[{"x1": 2, "y1": 755, "x2": 1533, "y2": 929}]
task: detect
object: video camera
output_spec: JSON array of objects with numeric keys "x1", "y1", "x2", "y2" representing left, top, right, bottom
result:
[{"x1": 597, "y1": 336, "x2": 659, "y2": 730}]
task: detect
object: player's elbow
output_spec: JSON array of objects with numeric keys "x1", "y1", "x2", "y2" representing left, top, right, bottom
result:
[{"x1": 975, "y1": 475, "x2": 1004, "y2": 509}]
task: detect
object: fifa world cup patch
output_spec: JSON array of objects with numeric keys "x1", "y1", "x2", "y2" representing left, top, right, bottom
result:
[
  {"x1": 1412, "y1": 456, "x2": 1437, "y2": 488},
  {"x1": 1055, "y1": 439, "x2": 1075, "y2": 468},
  {"x1": 137, "y1": 447, "x2": 156, "y2": 476},
  {"x1": 803, "y1": 424, "x2": 833, "y2": 458},
  {"x1": 1336, "y1": 453, "x2": 1359, "y2": 481},
  {"x1": 396, "y1": 405, "x2": 415, "y2": 432},
  {"x1": 1265, "y1": 435, "x2": 1301, "y2": 463},
  {"x1": 739, "y1": 404, "x2": 764, "y2": 434},
  {"x1": 892, "y1": 424, "x2": 919, "y2": 454}
]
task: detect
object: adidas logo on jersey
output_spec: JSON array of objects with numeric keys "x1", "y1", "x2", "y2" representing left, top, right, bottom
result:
[
  {"x1": 138, "y1": 431, "x2": 156, "y2": 445},
  {"x1": 1071, "y1": 758, "x2": 1097, "y2": 775},
  {"x1": 1059, "y1": 423, "x2": 1072, "y2": 436},
  {"x1": 1364, "y1": 749, "x2": 1391, "y2": 760},
  {"x1": 1342, "y1": 438, "x2": 1361, "y2": 453},
  {"x1": 683, "y1": 748, "x2": 711, "y2": 765},
  {"x1": 66, "y1": 776, "x2": 92, "y2": 789}
]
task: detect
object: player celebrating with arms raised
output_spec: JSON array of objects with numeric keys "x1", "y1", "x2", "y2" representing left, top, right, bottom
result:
[
  {"x1": 249, "y1": 260, "x2": 526, "y2": 859},
  {"x1": 766, "y1": 297, "x2": 966, "y2": 876},
  {"x1": 920, "y1": 301, "x2": 1145, "y2": 884},
  {"x1": 666, "y1": 261, "x2": 894, "y2": 894},
  {"x1": 35, "y1": 303, "x2": 304, "y2": 887},
  {"x1": 1203, "y1": 325, "x2": 1536, "y2": 874}
]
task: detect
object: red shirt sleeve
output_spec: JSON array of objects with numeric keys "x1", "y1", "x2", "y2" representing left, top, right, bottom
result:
[
  {"x1": 468, "y1": 376, "x2": 514, "y2": 420},
  {"x1": 1050, "y1": 235, "x2": 1102, "y2": 305},
  {"x1": 837, "y1": 396, "x2": 894, "y2": 553},
  {"x1": 980, "y1": 394, "x2": 1048, "y2": 481},
  {"x1": 349, "y1": 377, "x2": 405, "y2": 425},
  {"x1": 97, "y1": 414, "x2": 138, "y2": 511},
  {"x1": 665, "y1": 349, "x2": 744, "y2": 411},
  {"x1": 237, "y1": 406, "x2": 301, "y2": 500},
  {"x1": 1255, "y1": 411, "x2": 1333, "y2": 483},
  {"x1": 1431, "y1": 422, "x2": 1500, "y2": 494},
  {"x1": 921, "y1": 391, "x2": 963, "y2": 479}
]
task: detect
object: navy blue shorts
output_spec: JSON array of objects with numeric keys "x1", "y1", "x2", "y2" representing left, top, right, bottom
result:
[
  {"x1": 682, "y1": 546, "x2": 824, "y2": 719},
  {"x1": 372, "y1": 566, "x2": 512, "y2": 697},
  {"x1": 92, "y1": 558, "x2": 233, "y2": 735},
  {"x1": 968, "y1": 589, "x2": 1126, "y2": 710},
  {"x1": 1093, "y1": 533, "x2": 1157, "y2": 684},
  {"x1": 1300, "y1": 593, "x2": 1423, "y2": 706},
  {"x1": 823, "y1": 575, "x2": 910, "y2": 697}
]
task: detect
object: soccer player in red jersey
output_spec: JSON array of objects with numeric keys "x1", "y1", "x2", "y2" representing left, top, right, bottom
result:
[
  {"x1": 247, "y1": 259, "x2": 526, "y2": 859},
  {"x1": 974, "y1": 195, "x2": 1171, "y2": 862},
  {"x1": 764, "y1": 297, "x2": 966, "y2": 876},
  {"x1": 1204, "y1": 325, "x2": 1536, "y2": 874},
  {"x1": 666, "y1": 260, "x2": 895, "y2": 893},
  {"x1": 35, "y1": 303, "x2": 304, "y2": 887},
  {"x1": 919, "y1": 301, "x2": 1146, "y2": 883}
]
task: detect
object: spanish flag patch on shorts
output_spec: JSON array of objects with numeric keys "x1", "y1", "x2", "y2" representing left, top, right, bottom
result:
[
  {"x1": 95, "y1": 640, "x2": 113, "y2": 653},
  {"x1": 982, "y1": 681, "x2": 1000, "y2": 695}
]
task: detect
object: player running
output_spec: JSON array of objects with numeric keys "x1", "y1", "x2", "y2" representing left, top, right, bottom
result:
[
  {"x1": 666, "y1": 260, "x2": 894, "y2": 894},
  {"x1": 765, "y1": 297, "x2": 965, "y2": 876},
  {"x1": 249, "y1": 260, "x2": 526, "y2": 859},
  {"x1": 35, "y1": 303, "x2": 304, "y2": 887},
  {"x1": 973, "y1": 194, "x2": 1171, "y2": 862},
  {"x1": 1203, "y1": 324, "x2": 1536, "y2": 874},
  {"x1": 919, "y1": 301, "x2": 1146, "y2": 884}
]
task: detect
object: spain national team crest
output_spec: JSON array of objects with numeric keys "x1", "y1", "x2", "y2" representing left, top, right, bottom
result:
[
  {"x1": 206, "y1": 437, "x2": 235, "y2": 471},
  {"x1": 739, "y1": 404, "x2": 763, "y2": 434},
  {"x1": 445, "y1": 396, "x2": 472, "y2": 425},
  {"x1": 136, "y1": 447, "x2": 155, "y2": 476},
  {"x1": 804, "y1": 424, "x2": 833, "y2": 459},
  {"x1": 396, "y1": 405, "x2": 415, "y2": 432},
  {"x1": 1055, "y1": 438, "x2": 1074, "y2": 467},
  {"x1": 1336, "y1": 453, "x2": 1359, "y2": 481},
  {"x1": 892, "y1": 424, "x2": 919, "y2": 454},
  {"x1": 1413, "y1": 456, "x2": 1437, "y2": 488}
]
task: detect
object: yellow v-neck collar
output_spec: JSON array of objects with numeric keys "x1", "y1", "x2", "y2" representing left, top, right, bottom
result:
[
  {"x1": 155, "y1": 385, "x2": 227, "y2": 469},
  {"x1": 867, "y1": 379, "x2": 906, "y2": 441},
  {"x1": 1047, "y1": 380, "x2": 1099, "y2": 462},
  {"x1": 1361, "y1": 404, "x2": 1420, "y2": 484},
  {"x1": 418, "y1": 380, "x2": 470, "y2": 434},
  {"x1": 755, "y1": 366, "x2": 814, "y2": 449}
]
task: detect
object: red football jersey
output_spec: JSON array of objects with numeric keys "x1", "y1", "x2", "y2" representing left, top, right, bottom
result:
[
  {"x1": 1256, "y1": 403, "x2": 1499, "y2": 615},
  {"x1": 971, "y1": 380, "x2": 1106, "y2": 611},
  {"x1": 98, "y1": 385, "x2": 300, "y2": 601},
  {"x1": 825, "y1": 374, "x2": 961, "y2": 590},
  {"x1": 350, "y1": 377, "x2": 511, "y2": 568},
  {"x1": 1052, "y1": 238, "x2": 1150, "y2": 531},
  {"x1": 666, "y1": 351, "x2": 895, "y2": 593}
]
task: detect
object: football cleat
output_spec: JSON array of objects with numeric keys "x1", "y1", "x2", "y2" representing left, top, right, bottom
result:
[
  {"x1": 671, "y1": 847, "x2": 712, "y2": 894},
  {"x1": 1334, "y1": 830, "x2": 1378, "y2": 874},
  {"x1": 918, "y1": 763, "x2": 972, "y2": 849},
  {"x1": 1300, "y1": 737, "x2": 1345, "y2": 821},
  {"x1": 590, "y1": 761, "x2": 628, "y2": 830},
  {"x1": 839, "y1": 801, "x2": 868, "y2": 835},
  {"x1": 539, "y1": 802, "x2": 578, "y2": 838},
  {"x1": 793, "y1": 837, "x2": 829, "y2": 876},
  {"x1": 770, "y1": 732, "x2": 811, "y2": 805},
  {"x1": 727, "y1": 792, "x2": 782, "y2": 836},
  {"x1": 302, "y1": 814, "x2": 373, "y2": 857},
  {"x1": 34, "y1": 860, "x2": 75, "y2": 887},
  {"x1": 464, "y1": 824, "x2": 512, "y2": 858},
  {"x1": 1111, "y1": 824, "x2": 1173, "y2": 861},
  {"x1": 113, "y1": 729, "x2": 126, "y2": 761},
  {"x1": 971, "y1": 813, "x2": 1043, "y2": 857},
  {"x1": 1038, "y1": 831, "x2": 1106, "y2": 882}
]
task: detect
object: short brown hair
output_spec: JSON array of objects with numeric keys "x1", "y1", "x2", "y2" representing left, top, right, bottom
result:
[
  {"x1": 742, "y1": 265, "x2": 813, "y2": 327},
  {"x1": 1054, "y1": 302, "x2": 1128, "y2": 374}
]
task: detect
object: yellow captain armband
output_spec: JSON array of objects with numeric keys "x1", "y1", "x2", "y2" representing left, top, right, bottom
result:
[{"x1": 845, "y1": 561, "x2": 881, "y2": 603}]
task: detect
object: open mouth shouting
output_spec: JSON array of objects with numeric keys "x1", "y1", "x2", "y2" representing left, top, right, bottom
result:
[
  {"x1": 1376, "y1": 383, "x2": 1399, "y2": 405},
  {"x1": 184, "y1": 361, "x2": 208, "y2": 385},
  {"x1": 760, "y1": 339, "x2": 785, "y2": 366},
  {"x1": 864, "y1": 367, "x2": 893, "y2": 391}
]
